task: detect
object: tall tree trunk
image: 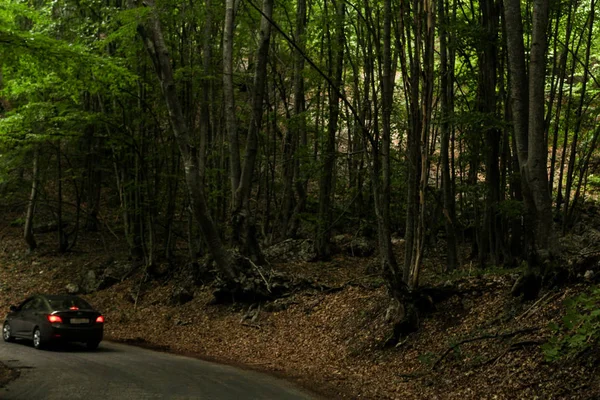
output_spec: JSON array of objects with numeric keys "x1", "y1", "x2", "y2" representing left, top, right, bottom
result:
[
  {"x1": 527, "y1": 0, "x2": 552, "y2": 254},
  {"x1": 403, "y1": 0, "x2": 423, "y2": 284},
  {"x1": 548, "y1": 0, "x2": 574, "y2": 196},
  {"x1": 137, "y1": 0, "x2": 236, "y2": 280},
  {"x1": 479, "y1": 0, "x2": 503, "y2": 266},
  {"x1": 224, "y1": 0, "x2": 240, "y2": 203},
  {"x1": 562, "y1": 1, "x2": 596, "y2": 230},
  {"x1": 504, "y1": 0, "x2": 553, "y2": 260},
  {"x1": 315, "y1": 0, "x2": 345, "y2": 260},
  {"x1": 439, "y1": 0, "x2": 458, "y2": 271},
  {"x1": 382, "y1": 0, "x2": 401, "y2": 288},
  {"x1": 57, "y1": 141, "x2": 68, "y2": 253},
  {"x1": 24, "y1": 148, "x2": 39, "y2": 252},
  {"x1": 411, "y1": 0, "x2": 435, "y2": 288},
  {"x1": 200, "y1": 0, "x2": 213, "y2": 183},
  {"x1": 231, "y1": 0, "x2": 273, "y2": 263},
  {"x1": 82, "y1": 94, "x2": 101, "y2": 232},
  {"x1": 289, "y1": 0, "x2": 308, "y2": 238}
]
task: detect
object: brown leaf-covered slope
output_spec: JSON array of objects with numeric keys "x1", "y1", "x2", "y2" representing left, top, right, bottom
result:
[{"x1": 0, "y1": 223, "x2": 598, "y2": 399}]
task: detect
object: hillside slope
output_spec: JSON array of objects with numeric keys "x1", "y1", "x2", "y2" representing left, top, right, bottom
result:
[{"x1": 0, "y1": 222, "x2": 598, "y2": 399}]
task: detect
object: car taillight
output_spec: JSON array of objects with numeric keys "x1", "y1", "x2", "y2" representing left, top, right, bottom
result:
[
  {"x1": 70, "y1": 306, "x2": 79, "y2": 310},
  {"x1": 47, "y1": 315, "x2": 62, "y2": 323},
  {"x1": 96, "y1": 316, "x2": 105, "y2": 323}
]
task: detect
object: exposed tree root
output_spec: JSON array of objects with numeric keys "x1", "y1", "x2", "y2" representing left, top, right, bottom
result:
[{"x1": 432, "y1": 327, "x2": 541, "y2": 370}]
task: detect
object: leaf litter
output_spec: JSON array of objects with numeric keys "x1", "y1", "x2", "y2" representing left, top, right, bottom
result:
[{"x1": 0, "y1": 225, "x2": 598, "y2": 399}]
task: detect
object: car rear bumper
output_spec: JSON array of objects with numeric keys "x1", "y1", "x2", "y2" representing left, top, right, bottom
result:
[{"x1": 46, "y1": 325, "x2": 103, "y2": 343}]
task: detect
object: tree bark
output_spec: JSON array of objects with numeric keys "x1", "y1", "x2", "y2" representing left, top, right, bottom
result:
[
  {"x1": 137, "y1": 0, "x2": 235, "y2": 280},
  {"x1": 288, "y1": 0, "x2": 308, "y2": 238},
  {"x1": 231, "y1": 0, "x2": 273, "y2": 263},
  {"x1": 439, "y1": 0, "x2": 458, "y2": 271},
  {"x1": 223, "y1": 0, "x2": 240, "y2": 203},
  {"x1": 504, "y1": 0, "x2": 553, "y2": 259},
  {"x1": 24, "y1": 147, "x2": 39, "y2": 252},
  {"x1": 562, "y1": 1, "x2": 596, "y2": 230},
  {"x1": 315, "y1": 0, "x2": 344, "y2": 260}
]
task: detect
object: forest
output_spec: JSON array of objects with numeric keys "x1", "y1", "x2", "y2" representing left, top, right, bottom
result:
[{"x1": 1, "y1": 0, "x2": 600, "y2": 397}]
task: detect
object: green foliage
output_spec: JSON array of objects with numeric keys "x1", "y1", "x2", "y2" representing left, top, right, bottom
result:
[
  {"x1": 437, "y1": 263, "x2": 526, "y2": 283},
  {"x1": 587, "y1": 174, "x2": 600, "y2": 192},
  {"x1": 9, "y1": 217, "x2": 25, "y2": 227},
  {"x1": 417, "y1": 351, "x2": 436, "y2": 366},
  {"x1": 542, "y1": 287, "x2": 600, "y2": 361},
  {"x1": 498, "y1": 199, "x2": 524, "y2": 220}
]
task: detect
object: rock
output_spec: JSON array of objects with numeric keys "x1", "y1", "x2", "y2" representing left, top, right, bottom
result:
[
  {"x1": 65, "y1": 283, "x2": 80, "y2": 294},
  {"x1": 263, "y1": 239, "x2": 316, "y2": 263},
  {"x1": 346, "y1": 237, "x2": 375, "y2": 257},
  {"x1": 149, "y1": 263, "x2": 170, "y2": 278},
  {"x1": 97, "y1": 262, "x2": 135, "y2": 290},
  {"x1": 81, "y1": 270, "x2": 98, "y2": 293},
  {"x1": 391, "y1": 236, "x2": 406, "y2": 246},
  {"x1": 584, "y1": 270, "x2": 595, "y2": 281},
  {"x1": 331, "y1": 234, "x2": 375, "y2": 257},
  {"x1": 170, "y1": 285, "x2": 194, "y2": 305}
]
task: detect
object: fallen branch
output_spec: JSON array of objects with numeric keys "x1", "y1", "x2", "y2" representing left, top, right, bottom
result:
[
  {"x1": 241, "y1": 322, "x2": 262, "y2": 329},
  {"x1": 472, "y1": 339, "x2": 545, "y2": 369},
  {"x1": 432, "y1": 327, "x2": 540, "y2": 370},
  {"x1": 516, "y1": 291, "x2": 562, "y2": 321},
  {"x1": 245, "y1": 257, "x2": 271, "y2": 293}
]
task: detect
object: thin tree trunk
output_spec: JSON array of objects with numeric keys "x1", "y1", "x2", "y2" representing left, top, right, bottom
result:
[
  {"x1": 137, "y1": 0, "x2": 236, "y2": 280},
  {"x1": 382, "y1": 0, "x2": 401, "y2": 287},
  {"x1": 562, "y1": 0, "x2": 596, "y2": 231},
  {"x1": 439, "y1": 0, "x2": 458, "y2": 271},
  {"x1": 224, "y1": 0, "x2": 240, "y2": 202},
  {"x1": 57, "y1": 141, "x2": 68, "y2": 253},
  {"x1": 403, "y1": 0, "x2": 422, "y2": 284},
  {"x1": 232, "y1": 0, "x2": 273, "y2": 263},
  {"x1": 24, "y1": 148, "x2": 39, "y2": 252},
  {"x1": 289, "y1": 0, "x2": 308, "y2": 238},
  {"x1": 479, "y1": 0, "x2": 503, "y2": 266},
  {"x1": 316, "y1": 0, "x2": 345, "y2": 260},
  {"x1": 410, "y1": 0, "x2": 435, "y2": 289},
  {"x1": 548, "y1": 0, "x2": 574, "y2": 195}
]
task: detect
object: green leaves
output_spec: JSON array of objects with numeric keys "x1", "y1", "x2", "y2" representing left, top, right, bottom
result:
[{"x1": 543, "y1": 287, "x2": 600, "y2": 361}]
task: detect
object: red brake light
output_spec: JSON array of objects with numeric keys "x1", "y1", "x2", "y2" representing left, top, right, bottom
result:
[
  {"x1": 96, "y1": 316, "x2": 105, "y2": 323},
  {"x1": 47, "y1": 315, "x2": 62, "y2": 323},
  {"x1": 70, "y1": 306, "x2": 79, "y2": 310}
]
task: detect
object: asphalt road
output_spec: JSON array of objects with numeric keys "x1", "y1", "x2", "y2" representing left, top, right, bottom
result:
[{"x1": 0, "y1": 340, "x2": 316, "y2": 399}]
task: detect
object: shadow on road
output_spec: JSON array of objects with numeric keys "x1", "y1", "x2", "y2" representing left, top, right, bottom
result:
[{"x1": 6, "y1": 340, "x2": 119, "y2": 353}]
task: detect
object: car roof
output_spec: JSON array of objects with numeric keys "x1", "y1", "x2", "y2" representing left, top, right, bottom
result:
[{"x1": 43, "y1": 295, "x2": 83, "y2": 300}]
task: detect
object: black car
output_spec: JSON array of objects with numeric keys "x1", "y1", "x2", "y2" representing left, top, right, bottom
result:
[{"x1": 2, "y1": 294, "x2": 104, "y2": 350}]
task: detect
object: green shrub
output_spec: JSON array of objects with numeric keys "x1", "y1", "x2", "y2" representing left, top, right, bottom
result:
[{"x1": 542, "y1": 286, "x2": 600, "y2": 361}]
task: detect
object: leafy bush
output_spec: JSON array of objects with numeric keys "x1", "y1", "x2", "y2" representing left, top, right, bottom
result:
[{"x1": 542, "y1": 287, "x2": 600, "y2": 361}]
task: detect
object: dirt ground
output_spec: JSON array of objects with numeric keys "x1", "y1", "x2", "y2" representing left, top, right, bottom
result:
[{"x1": 0, "y1": 222, "x2": 598, "y2": 399}]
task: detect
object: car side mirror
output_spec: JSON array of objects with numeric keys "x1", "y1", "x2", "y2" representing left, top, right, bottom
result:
[{"x1": 9, "y1": 305, "x2": 17, "y2": 312}]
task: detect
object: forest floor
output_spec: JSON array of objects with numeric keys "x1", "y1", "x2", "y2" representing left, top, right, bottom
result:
[{"x1": 0, "y1": 219, "x2": 599, "y2": 399}]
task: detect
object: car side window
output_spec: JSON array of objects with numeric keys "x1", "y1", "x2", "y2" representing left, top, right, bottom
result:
[
  {"x1": 31, "y1": 298, "x2": 44, "y2": 311},
  {"x1": 20, "y1": 300, "x2": 34, "y2": 311}
]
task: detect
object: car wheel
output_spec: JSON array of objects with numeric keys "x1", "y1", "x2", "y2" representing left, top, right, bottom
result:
[
  {"x1": 32, "y1": 327, "x2": 44, "y2": 350},
  {"x1": 2, "y1": 322, "x2": 14, "y2": 342},
  {"x1": 86, "y1": 340, "x2": 100, "y2": 350}
]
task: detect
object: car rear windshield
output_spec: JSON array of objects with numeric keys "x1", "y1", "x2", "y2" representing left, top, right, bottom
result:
[{"x1": 47, "y1": 297, "x2": 93, "y2": 310}]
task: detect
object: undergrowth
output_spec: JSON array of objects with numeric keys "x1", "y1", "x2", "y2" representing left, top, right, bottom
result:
[{"x1": 543, "y1": 286, "x2": 600, "y2": 361}]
